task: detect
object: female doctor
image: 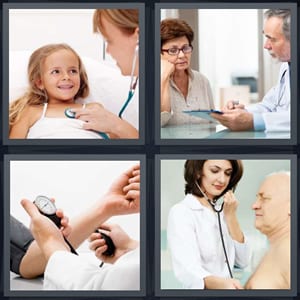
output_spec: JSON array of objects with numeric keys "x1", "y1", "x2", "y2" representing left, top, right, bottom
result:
[
  {"x1": 72, "y1": 9, "x2": 139, "y2": 139},
  {"x1": 167, "y1": 160, "x2": 251, "y2": 289}
]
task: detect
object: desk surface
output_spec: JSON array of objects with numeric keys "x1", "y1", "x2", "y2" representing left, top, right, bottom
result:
[
  {"x1": 161, "y1": 123, "x2": 290, "y2": 139},
  {"x1": 10, "y1": 272, "x2": 43, "y2": 290}
]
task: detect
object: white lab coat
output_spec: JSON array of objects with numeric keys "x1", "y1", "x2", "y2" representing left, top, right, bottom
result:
[
  {"x1": 43, "y1": 247, "x2": 140, "y2": 290},
  {"x1": 247, "y1": 62, "x2": 290, "y2": 132},
  {"x1": 167, "y1": 194, "x2": 251, "y2": 289}
]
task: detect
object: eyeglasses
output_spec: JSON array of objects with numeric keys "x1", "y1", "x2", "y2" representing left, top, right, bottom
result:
[{"x1": 161, "y1": 45, "x2": 193, "y2": 56}]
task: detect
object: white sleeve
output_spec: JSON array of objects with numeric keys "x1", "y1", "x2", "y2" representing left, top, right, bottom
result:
[
  {"x1": 233, "y1": 235, "x2": 251, "y2": 268},
  {"x1": 44, "y1": 251, "x2": 108, "y2": 290},
  {"x1": 246, "y1": 63, "x2": 290, "y2": 132},
  {"x1": 101, "y1": 247, "x2": 140, "y2": 290},
  {"x1": 167, "y1": 205, "x2": 211, "y2": 289},
  {"x1": 262, "y1": 111, "x2": 290, "y2": 132},
  {"x1": 44, "y1": 249, "x2": 140, "y2": 290}
]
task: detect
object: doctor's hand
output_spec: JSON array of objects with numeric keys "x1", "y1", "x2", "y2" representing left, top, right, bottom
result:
[
  {"x1": 100, "y1": 164, "x2": 140, "y2": 218},
  {"x1": 72, "y1": 103, "x2": 117, "y2": 135},
  {"x1": 223, "y1": 191, "x2": 245, "y2": 243},
  {"x1": 72, "y1": 102, "x2": 138, "y2": 139},
  {"x1": 223, "y1": 100, "x2": 245, "y2": 112},
  {"x1": 47, "y1": 198, "x2": 71, "y2": 238},
  {"x1": 211, "y1": 109, "x2": 254, "y2": 131},
  {"x1": 56, "y1": 207, "x2": 71, "y2": 238},
  {"x1": 161, "y1": 55, "x2": 175, "y2": 81},
  {"x1": 89, "y1": 223, "x2": 139, "y2": 264},
  {"x1": 223, "y1": 190, "x2": 239, "y2": 219},
  {"x1": 204, "y1": 276, "x2": 244, "y2": 289},
  {"x1": 21, "y1": 199, "x2": 70, "y2": 261}
]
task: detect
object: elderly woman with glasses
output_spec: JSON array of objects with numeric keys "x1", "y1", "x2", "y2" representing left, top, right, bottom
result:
[{"x1": 160, "y1": 18, "x2": 214, "y2": 127}]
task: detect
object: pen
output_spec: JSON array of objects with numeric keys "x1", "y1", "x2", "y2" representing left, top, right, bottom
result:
[{"x1": 232, "y1": 100, "x2": 239, "y2": 109}]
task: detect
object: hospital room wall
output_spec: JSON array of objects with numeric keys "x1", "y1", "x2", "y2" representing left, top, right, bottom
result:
[
  {"x1": 9, "y1": 9, "x2": 106, "y2": 61},
  {"x1": 160, "y1": 159, "x2": 290, "y2": 234}
]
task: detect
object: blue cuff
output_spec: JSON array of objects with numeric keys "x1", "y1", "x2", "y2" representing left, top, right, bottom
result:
[{"x1": 253, "y1": 113, "x2": 266, "y2": 131}]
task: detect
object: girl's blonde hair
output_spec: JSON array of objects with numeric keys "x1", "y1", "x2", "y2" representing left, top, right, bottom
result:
[
  {"x1": 9, "y1": 43, "x2": 89, "y2": 127},
  {"x1": 93, "y1": 9, "x2": 139, "y2": 38}
]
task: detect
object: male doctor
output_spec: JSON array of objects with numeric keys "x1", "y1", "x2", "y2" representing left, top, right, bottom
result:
[{"x1": 212, "y1": 9, "x2": 291, "y2": 132}]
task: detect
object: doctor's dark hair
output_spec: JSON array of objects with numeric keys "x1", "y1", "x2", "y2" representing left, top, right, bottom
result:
[
  {"x1": 184, "y1": 160, "x2": 243, "y2": 199},
  {"x1": 9, "y1": 43, "x2": 89, "y2": 127},
  {"x1": 93, "y1": 9, "x2": 139, "y2": 38},
  {"x1": 161, "y1": 18, "x2": 194, "y2": 48},
  {"x1": 264, "y1": 9, "x2": 290, "y2": 41}
]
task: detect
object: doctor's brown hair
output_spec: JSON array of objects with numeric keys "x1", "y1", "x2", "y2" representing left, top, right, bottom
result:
[
  {"x1": 93, "y1": 9, "x2": 139, "y2": 38},
  {"x1": 184, "y1": 160, "x2": 243, "y2": 199}
]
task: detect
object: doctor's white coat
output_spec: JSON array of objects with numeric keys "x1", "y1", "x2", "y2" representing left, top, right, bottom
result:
[{"x1": 43, "y1": 247, "x2": 140, "y2": 290}]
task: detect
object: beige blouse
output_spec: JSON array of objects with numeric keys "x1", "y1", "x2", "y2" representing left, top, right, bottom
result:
[{"x1": 161, "y1": 69, "x2": 214, "y2": 127}]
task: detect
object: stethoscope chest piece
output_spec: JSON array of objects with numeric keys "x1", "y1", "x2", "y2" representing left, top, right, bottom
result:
[
  {"x1": 65, "y1": 108, "x2": 76, "y2": 118},
  {"x1": 64, "y1": 107, "x2": 110, "y2": 140}
]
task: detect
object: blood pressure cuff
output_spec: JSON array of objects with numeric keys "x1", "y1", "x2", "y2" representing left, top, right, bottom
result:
[{"x1": 10, "y1": 215, "x2": 34, "y2": 274}]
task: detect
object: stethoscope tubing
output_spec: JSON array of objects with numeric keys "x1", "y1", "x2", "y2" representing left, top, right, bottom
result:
[
  {"x1": 195, "y1": 181, "x2": 233, "y2": 278},
  {"x1": 65, "y1": 45, "x2": 138, "y2": 137},
  {"x1": 118, "y1": 44, "x2": 139, "y2": 119},
  {"x1": 208, "y1": 201, "x2": 233, "y2": 278}
]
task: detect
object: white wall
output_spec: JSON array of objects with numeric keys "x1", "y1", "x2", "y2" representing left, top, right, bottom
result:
[
  {"x1": 198, "y1": 9, "x2": 259, "y2": 107},
  {"x1": 10, "y1": 160, "x2": 140, "y2": 252},
  {"x1": 9, "y1": 9, "x2": 107, "y2": 61}
]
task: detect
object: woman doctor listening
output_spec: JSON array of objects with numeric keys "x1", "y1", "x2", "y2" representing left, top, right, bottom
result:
[
  {"x1": 167, "y1": 160, "x2": 251, "y2": 289},
  {"x1": 72, "y1": 9, "x2": 139, "y2": 139}
]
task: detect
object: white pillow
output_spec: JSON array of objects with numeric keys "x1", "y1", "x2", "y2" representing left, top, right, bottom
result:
[{"x1": 9, "y1": 50, "x2": 130, "y2": 117}]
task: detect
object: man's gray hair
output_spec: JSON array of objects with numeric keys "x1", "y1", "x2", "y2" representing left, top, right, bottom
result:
[{"x1": 264, "y1": 9, "x2": 290, "y2": 41}]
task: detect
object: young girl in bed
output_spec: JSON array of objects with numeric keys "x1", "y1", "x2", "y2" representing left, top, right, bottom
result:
[{"x1": 9, "y1": 43, "x2": 106, "y2": 139}]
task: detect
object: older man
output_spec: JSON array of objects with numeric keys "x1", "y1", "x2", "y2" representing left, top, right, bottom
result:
[
  {"x1": 213, "y1": 9, "x2": 291, "y2": 132},
  {"x1": 245, "y1": 171, "x2": 290, "y2": 289}
]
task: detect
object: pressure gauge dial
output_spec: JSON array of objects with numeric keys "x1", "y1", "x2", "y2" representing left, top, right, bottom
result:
[{"x1": 33, "y1": 195, "x2": 61, "y2": 227}]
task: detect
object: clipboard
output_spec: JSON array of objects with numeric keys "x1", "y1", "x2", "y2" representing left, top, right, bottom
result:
[{"x1": 183, "y1": 109, "x2": 223, "y2": 122}]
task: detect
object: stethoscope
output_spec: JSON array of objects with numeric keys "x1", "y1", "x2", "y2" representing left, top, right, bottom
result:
[
  {"x1": 195, "y1": 181, "x2": 233, "y2": 278},
  {"x1": 118, "y1": 43, "x2": 139, "y2": 118},
  {"x1": 65, "y1": 43, "x2": 139, "y2": 139}
]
